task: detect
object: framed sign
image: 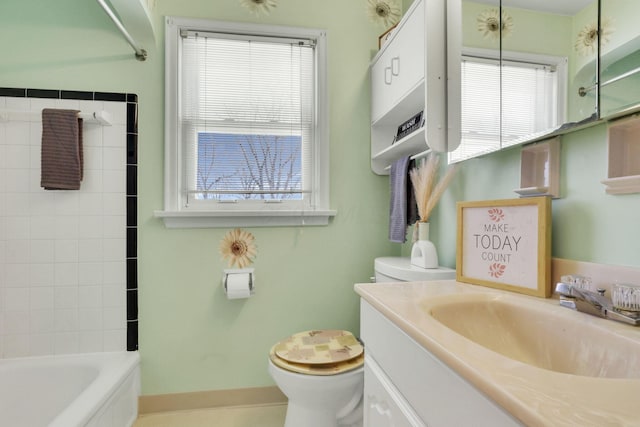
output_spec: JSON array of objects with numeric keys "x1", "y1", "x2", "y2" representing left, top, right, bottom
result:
[
  {"x1": 378, "y1": 24, "x2": 398, "y2": 49},
  {"x1": 395, "y1": 111, "x2": 423, "y2": 142},
  {"x1": 456, "y1": 197, "x2": 552, "y2": 297}
]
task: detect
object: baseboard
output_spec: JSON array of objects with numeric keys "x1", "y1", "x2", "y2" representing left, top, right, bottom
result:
[{"x1": 138, "y1": 386, "x2": 287, "y2": 414}]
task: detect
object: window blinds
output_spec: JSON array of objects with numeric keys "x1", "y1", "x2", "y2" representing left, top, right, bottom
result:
[
  {"x1": 179, "y1": 30, "x2": 315, "y2": 203},
  {"x1": 501, "y1": 59, "x2": 558, "y2": 147},
  {"x1": 452, "y1": 56, "x2": 502, "y2": 162},
  {"x1": 451, "y1": 55, "x2": 559, "y2": 162}
]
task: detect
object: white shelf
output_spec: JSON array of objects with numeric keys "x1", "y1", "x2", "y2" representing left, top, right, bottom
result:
[
  {"x1": 514, "y1": 137, "x2": 560, "y2": 198},
  {"x1": 369, "y1": 0, "x2": 447, "y2": 175},
  {"x1": 601, "y1": 175, "x2": 640, "y2": 195},
  {"x1": 371, "y1": 80, "x2": 425, "y2": 129},
  {"x1": 372, "y1": 127, "x2": 429, "y2": 173},
  {"x1": 371, "y1": 80, "x2": 426, "y2": 175},
  {"x1": 514, "y1": 186, "x2": 550, "y2": 197}
]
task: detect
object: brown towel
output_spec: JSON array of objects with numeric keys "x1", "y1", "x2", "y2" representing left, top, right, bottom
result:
[{"x1": 40, "y1": 108, "x2": 84, "y2": 190}]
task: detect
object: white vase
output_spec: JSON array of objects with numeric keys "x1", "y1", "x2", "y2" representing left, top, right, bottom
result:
[{"x1": 410, "y1": 222, "x2": 439, "y2": 269}]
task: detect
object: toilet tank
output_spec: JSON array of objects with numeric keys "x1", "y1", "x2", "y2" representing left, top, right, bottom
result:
[{"x1": 374, "y1": 257, "x2": 456, "y2": 282}]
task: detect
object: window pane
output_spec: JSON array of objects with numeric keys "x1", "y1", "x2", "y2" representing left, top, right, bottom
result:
[{"x1": 196, "y1": 132, "x2": 302, "y2": 200}]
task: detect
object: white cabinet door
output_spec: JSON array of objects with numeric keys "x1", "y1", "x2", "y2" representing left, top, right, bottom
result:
[
  {"x1": 370, "y1": 48, "x2": 395, "y2": 124},
  {"x1": 364, "y1": 357, "x2": 427, "y2": 427},
  {"x1": 371, "y1": 0, "x2": 424, "y2": 124},
  {"x1": 386, "y1": 0, "x2": 424, "y2": 114}
]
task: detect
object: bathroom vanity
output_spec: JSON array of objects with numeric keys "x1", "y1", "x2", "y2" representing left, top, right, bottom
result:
[
  {"x1": 356, "y1": 280, "x2": 640, "y2": 426},
  {"x1": 360, "y1": 297, "x2": 519, "y2": 426}
]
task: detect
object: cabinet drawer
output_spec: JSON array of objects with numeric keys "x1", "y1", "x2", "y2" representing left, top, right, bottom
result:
[
  {"x1": 371, "y1": 0, "x2": 424, "y2": 123},
  {"x1": 361, "y1": 300, "x2": 522, "y2": 427},
  {"x1": 364, "y1": 356, "x2": 426, "y2": 427}
]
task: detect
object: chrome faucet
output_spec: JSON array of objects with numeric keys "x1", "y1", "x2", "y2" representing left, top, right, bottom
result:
[{"x1": 555, "y1": 282, "x2": 640, "y2": 326}]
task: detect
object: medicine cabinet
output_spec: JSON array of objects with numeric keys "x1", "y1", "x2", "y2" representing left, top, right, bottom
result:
[
  {"x1": 449, "y1": 0, "x2": 600, "y2": 164},
  {"x1": 599, "y1": 0, "x2": 640, "y2": 120}
]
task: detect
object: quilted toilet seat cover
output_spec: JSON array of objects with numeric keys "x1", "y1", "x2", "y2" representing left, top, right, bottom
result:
[
  {"x1": 270, "y1": 330, "x2": 364, "y2": 375},
  {"x1": 274, "y1": 330, "x2": 363, "y2": 364}
]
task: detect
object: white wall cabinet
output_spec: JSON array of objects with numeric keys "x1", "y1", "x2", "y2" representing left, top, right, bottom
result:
[
  {"x1": 370, "y1": 0, "x2": 449, "y2": 174},
  {"x1": 360, "y1": 300, "x2": 523, "y2": 427},
  {"x1": 371, "y1": 1, "x2": 424, "y2": 124}
]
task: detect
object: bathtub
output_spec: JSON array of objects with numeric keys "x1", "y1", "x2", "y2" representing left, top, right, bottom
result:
[{"x1": 0, "y1": 351, "x2": 140, "y2": 427}]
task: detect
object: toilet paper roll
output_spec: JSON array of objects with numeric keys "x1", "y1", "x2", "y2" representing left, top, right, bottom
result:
[{"x1": 225, "y1": 273, "x2": 252, "y2": 300}]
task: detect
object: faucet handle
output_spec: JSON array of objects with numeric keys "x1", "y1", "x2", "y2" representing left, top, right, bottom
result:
[
  {"x1": 560, "y1": 274, "x2": 593, "y2": 290},
  {"x1": 597, "y1": 288, "x2": 606, "y2": 296}
]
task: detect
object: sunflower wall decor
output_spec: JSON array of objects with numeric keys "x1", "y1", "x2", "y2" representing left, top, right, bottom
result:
[
  {"x1": 367, "y1": 0, "x2": 401, "y2": 29},
  {"x1": 575, "y1": 17, "x2": 614, "y2": 57},
  {"x1": 477, "y1": 8, "x2": 514, "y2": 40},
  {"x1": 239, "y1": 0, "x2": 277, "y2": 16},
  {"x1": 220, "y1": 228, "x2": 257, "y2": 269}
]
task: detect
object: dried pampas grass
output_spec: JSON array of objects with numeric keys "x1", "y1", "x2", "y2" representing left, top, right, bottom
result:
[{"x1": 409, "y1": 153, "x2": 458, "y2": 224}]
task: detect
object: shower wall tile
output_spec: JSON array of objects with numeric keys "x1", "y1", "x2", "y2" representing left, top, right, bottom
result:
[
  {"x1": 0, "y1": 90, "x2": 138, "y2": 357},
  {"x1": 0, "y1": 153, "x2": 7, "y2": 174}
]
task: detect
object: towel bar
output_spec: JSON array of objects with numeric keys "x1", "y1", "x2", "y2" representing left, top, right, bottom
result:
[{"x1": 0, "y1": 110, "x2": 112, "y2": 126}]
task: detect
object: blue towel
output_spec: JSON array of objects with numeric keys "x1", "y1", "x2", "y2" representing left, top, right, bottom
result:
[{"x1": 389, "y1": 156, "x2": 411, "y2": 243}]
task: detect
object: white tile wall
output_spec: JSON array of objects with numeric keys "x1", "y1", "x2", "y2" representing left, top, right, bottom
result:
[{"x1": 0, "y1": 97, "x2": 128, "y2": 357}]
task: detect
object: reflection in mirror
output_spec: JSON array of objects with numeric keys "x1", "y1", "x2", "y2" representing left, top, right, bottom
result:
[
  {"x1": 502, "y1": 0, "x2": 599, "y2": 142},
  {"x1": 449, "y1": 0, "x2": 500, "y2": 163},
  {"x1": 450, "y1": 0, "x2": 600, "y2": 164},
  {"x1": 599, "y1": 0, "x2": 640, "y2": 118}
]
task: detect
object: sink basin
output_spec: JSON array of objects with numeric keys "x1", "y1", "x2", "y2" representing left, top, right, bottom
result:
[{"x1": 425, "y1": 293, "x2": 640, "y2": 379}]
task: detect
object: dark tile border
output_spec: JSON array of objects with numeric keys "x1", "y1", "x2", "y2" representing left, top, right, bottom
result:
[
  {"x1": 3, "y1": 87, "x2": 139, "y2": 352},
  {"x1": 95, "y1": 92, "x2": 127, "y2": 102},
  {"x1": 0, "y1": 87, "x2": 26, "y2": 97},
  {"x1": 61, "y1": 90, "x2": 94, "y2": 100},
  {"x1": 27, "y1": 88, "x2": 59, "y2": 99}
]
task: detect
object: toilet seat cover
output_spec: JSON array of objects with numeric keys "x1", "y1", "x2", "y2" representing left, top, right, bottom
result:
[
  {"x1": 269, "y1": 347, "x2": 364, "y2": 376},
  {"x1": 274, "y1": 330, "x2": 363, "y2": 365}
]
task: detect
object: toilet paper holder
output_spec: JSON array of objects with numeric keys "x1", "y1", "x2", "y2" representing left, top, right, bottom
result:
[{"x1": 223, "y1": 268, "x2": 255, "y2": 295}]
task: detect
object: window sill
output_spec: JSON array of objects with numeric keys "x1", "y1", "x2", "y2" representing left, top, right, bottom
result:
[{"x1": 154, "y1": 209, "x2": 337, "y2": 228}]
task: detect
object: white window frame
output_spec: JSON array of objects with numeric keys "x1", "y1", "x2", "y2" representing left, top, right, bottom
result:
[{"x1": 156, "y1": 16, "x2": 335, "y2": 228}]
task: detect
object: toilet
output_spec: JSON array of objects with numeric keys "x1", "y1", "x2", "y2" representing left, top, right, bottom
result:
[
  {"x1": 268, "y1": 257, "x2": 456, "y2": 427},
  {"x1": 268, "y1": 330, "x2": 365, "y2": 427},
  {"x1": 374, "y1": 256, "x2": 456, "y2": 283}
]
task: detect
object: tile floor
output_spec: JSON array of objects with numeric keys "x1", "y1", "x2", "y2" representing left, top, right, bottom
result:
[{"x1": 133, "y1": 404, "x2": 287, "y2": 427}]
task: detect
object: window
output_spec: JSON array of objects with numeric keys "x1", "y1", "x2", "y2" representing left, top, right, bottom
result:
[
  {"x1": 449, "y1": 48, "x2": 566, "y2": 163},
  {"x1": 159, "y1": 17, "x2": 334, "y2": 228}
]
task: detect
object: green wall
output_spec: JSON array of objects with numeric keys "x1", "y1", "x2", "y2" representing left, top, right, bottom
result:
[
  {"x1": 2, "y1": 0, "x2": 639, "y2": 398},
  {"x1": 409, "y1": 124, "x2": 640, "y2": 272},
  {"x1": 0, "y1": 0, "x2": 395, "y2": 394}
]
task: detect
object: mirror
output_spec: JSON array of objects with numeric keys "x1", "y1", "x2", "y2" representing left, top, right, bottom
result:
[
  {"x1": 449, "y1": 0, "x2": 501, "y2": 162},
  {"x1": 599, "y1": 0, "x2": 640, "y2": 118},
  {"x1": 501, "y1": 0, "x2": 599, "y2": 146},
  {"x1": 450, "y1": 0, "x2": 600, "y2": 163}
]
